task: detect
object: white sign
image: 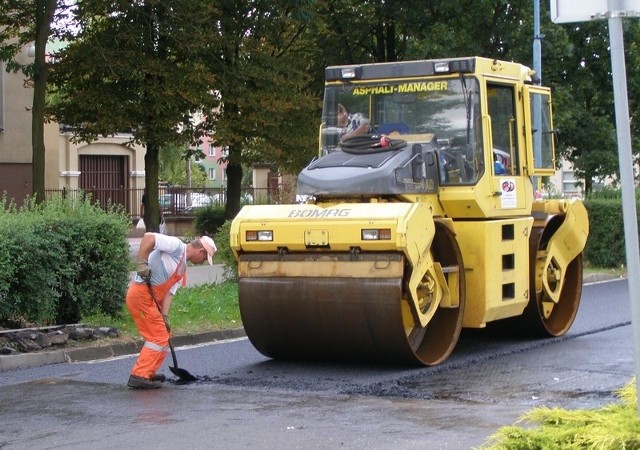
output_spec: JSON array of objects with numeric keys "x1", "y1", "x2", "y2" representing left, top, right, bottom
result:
[
  {"x1": 550, "y1": 0, "x2": 640, "y2": 23},
  {"x1": 499, "y1": 179, "x2": 517, "y2": 209}
]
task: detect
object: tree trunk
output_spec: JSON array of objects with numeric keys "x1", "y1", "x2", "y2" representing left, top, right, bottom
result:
[
  {"x1": 31, "y1": 0, "x2": 57, "y2": 202},
  {"x1": 583, "y1": 170, "x2": 593, "y2": 196},
  {"x1": 144, "y1": 142, "x2": 161, "y2": 231},
  {"x1": 224, "y1": 154, "x2": 243, "y2": 221}
]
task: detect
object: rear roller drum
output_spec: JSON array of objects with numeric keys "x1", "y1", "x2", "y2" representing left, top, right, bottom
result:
[
  {"x1": 524, "y1": 225, "x2": 583, "y2": 337},
  {"x1": 402, "y1": 222, "x2": 466, "y2": 366}
]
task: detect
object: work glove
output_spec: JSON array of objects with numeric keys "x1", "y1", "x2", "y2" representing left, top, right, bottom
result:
[{"x1": 137, "y1": 260, "x2": 151, "y2": 280}]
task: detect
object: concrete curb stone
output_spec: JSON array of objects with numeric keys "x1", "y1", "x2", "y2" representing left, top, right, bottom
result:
[
  {"x1": 583, "y1": 273, "x2": 625, "y2": 284},
  {"x1": 0, "y1": 327, "x2": 246, "y2": 372}
]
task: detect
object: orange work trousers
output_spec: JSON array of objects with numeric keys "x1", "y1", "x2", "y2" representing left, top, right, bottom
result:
[{"x1": 126, "y1": 279, "x2": 175, "y2": 379}]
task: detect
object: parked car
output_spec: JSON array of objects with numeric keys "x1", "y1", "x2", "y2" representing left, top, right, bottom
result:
[
  {"x1": 189, "y1": 193, "x2": 214, "y2": 207},
  {"x1": 210, "y1": 192, "x2": 254, "y2": 205},
  {"x1": 161, "y1": 192, "x2": 214, "y2": 214},
  {"x1": 211, "y1": 193, "x2": 226, "y2": 205}
]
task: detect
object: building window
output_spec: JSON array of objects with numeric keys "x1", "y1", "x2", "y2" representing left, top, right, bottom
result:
[
  {"x1": 221, "y1": 147, "x2": 229, "y2": 157},
  {"x1": 562, "y1": 171, "x2": 579, "y2": 194},
  {"x1": 209, "y1": 143, "x2": 215, "y2": 157},
  {"x1": 208, "y1": 167, "x2": 216, "y2": 180}
]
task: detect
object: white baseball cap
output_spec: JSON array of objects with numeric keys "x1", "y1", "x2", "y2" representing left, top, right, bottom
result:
[{"x1": 200, "y1": 236, "x2": 217, "y2": 265}]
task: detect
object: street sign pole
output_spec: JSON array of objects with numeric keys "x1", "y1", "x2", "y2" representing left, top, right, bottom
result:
[
  {"x1": 551, "y1": 0, "x2": 640, "y2": 413},
  {"x1": 608, "y1": 5, "x2": 640, "y2": 414}
]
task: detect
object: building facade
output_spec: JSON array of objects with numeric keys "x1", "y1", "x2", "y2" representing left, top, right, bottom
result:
[
  {"x1": 0, "y1": 44, "x2": 146, "y2": 211},
  {"x1": 198, "y1": 136, "x2": 227, "y2": 188},
  {"x1": 0, "y1": 48, "x2": 33, "y2": 204}
]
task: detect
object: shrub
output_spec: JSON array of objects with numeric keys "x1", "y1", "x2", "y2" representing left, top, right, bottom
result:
[
  {"x1": 193, "y1": 204, "x2": 226, "y2": 236},
  {"x1": 214, "y1": 220, "x2": 238, "y2": 281},
  {"x1": 0, "y1": 194, "x2": 130, "y2": 325},
  {"x1": 482, "y1": 378, "x2": 639, "y2": 449},
  {"x1": 583, "y1": 198, "x2": 628, "y2": 268}
]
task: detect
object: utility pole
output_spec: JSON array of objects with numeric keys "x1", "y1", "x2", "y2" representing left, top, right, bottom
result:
[
  {"x1": 551, "y1": 0, "x2": 640, "y2": 414},
  {"x1": 533, "y1": 0, "x2": 542, "y2": 81},
  {"x1": 533, "y1": 0, "x2": 543, "y2": 194}
]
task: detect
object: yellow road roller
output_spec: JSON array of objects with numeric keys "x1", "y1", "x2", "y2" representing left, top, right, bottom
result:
[{"x1": 230, "y1": 56, "x2": 589, "y2": 366}]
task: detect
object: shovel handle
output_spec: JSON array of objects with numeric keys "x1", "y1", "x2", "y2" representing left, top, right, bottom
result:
[
  {"x1": 143, "y1": 280, "x2": 197, "y2": 381},
  {"x1": 145, "y1": 280, "x2": 170, "y2": 331},
  {"x1": 145, "y1": 280, "x2": 179, "y2": 368}
]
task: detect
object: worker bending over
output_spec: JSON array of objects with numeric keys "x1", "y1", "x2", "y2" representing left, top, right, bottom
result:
[{"x1": 126, "y1": 232, "x2": 216, "y2": 389}]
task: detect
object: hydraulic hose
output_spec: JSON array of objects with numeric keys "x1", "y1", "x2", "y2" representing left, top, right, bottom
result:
[{"x1": 340, "y1": 135, "x2": 407, "y2": 154}]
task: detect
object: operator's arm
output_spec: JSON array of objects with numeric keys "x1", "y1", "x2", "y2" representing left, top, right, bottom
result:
[
  {"x1": 340, "y1": 114, "x2": 370, "y2": 142},
  {"x1": 137, "y1": 232, "x2": 157, "y2": 261},
  {"x1": 341, "y1": 123, "x2": 368, "y2": 141},
  {"x1": 136, "y1": 232, "x2": 157, "y2": 279}
]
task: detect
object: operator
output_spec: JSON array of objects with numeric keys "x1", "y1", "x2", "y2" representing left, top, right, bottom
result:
[
  {"x1": 337, "y1": 103, "x2": 371, "y2": 142},
  {"x1": 493, "y1": 153, "x2": 506, "y2": 175},
  {"x1": 126, "y1": 232, "x2": 217, "y2": 389}
]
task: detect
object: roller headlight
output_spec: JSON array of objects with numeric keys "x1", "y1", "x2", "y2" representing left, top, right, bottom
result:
[
  {"x1": 361, "y1": 229, "x2": 391, "y2": 240},
  {"x1": 246, "y1": 230, "x2": 273, "y2": 241}
]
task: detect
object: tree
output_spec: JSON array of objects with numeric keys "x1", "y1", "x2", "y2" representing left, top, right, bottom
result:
[
  {"x1": 47, "y1": 1, "x2": 220, "y2": 231},
  {"x1": 0, "y1": 0, "x2": 71, "y2": 202},
  {"x1": 203, "y1": 1, "x2": 319, "y2": 220},
  {"x1": 544, "y1": 19, "x2": 633, "y2": 194},
  {"x1": 159, "y1": 143, "x2": 207, "y2": 188}
]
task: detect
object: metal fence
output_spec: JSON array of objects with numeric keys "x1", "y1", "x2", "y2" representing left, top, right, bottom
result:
[{"x1": 44, "y1": 187, "x2": 279, "y2": 219}]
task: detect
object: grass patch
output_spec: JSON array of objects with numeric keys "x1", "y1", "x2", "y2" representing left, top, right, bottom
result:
[
  {"x1": 481, "y1": 378, "x2": 640, "y2": 449},
  {"x1": 583, "y1": 263, "x2": 626, "y2": 278},
  {"x1": 170, "y1": 281, "x2": 240, "y2": 333},
  {"x1": 82, "y1": 280, "x2": 240, "y2": 339}
]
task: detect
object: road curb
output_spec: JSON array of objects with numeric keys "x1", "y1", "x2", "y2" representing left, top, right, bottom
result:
[
  {"x1": 583, "y1": 273, "x2": 625, "y2": 284},
  {"x1": 0, "y1": 327, "x2": 246, "y2": 372}
]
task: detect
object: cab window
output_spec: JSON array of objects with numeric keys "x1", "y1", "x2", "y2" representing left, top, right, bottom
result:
[{"x1": 487, "y1": 83, "x2": 519, "y2": 175}]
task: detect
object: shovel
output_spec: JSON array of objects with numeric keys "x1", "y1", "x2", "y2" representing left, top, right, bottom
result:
[{"x1": 146, "y1": 280, "x2": 198, "y2": 382}]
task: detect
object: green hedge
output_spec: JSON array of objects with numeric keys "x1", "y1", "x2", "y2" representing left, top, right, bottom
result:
[
  {"x1": 583, "y1": 198, "x2": 631, "y2": 269},
  {"x1": 0, "y1": 195, "x2": 130, "y2": 325},
  {"x1": 192, "y1": 204, "x2": 226, "y2": 237}
]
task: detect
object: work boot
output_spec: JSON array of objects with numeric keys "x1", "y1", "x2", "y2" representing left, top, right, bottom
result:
[
  {"x1": 127, "y1": 374, "x2": 162, "y2": 389},
  {"x1": 151, "y1": 373, "x2": 166, "y2": 383}
]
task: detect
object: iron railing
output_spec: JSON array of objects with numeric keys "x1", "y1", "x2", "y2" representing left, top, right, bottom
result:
[{"x1": 44, "y1": 187, "x2": 279, "y2": 219}]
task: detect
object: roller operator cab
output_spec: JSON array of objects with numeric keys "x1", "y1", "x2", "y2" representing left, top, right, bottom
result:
[{"x1": 231, "y1": 57, "x2": 589, "y2": 366}]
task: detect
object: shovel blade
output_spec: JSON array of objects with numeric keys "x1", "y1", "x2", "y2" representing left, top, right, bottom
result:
[{"x1": 170, "y1": 365, "x2": 198, "y2": 382}]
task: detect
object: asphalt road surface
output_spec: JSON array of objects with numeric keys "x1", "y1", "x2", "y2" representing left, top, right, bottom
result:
[{"x1": 0, "y1": 278, "x2": 635, "y2": 449}]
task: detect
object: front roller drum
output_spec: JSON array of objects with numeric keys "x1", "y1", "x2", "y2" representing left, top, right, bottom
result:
[
  {"x1": 239, "y1": 276, "x2": 425, "y2": 364},
  {"x1": 239, "y1": 224, "x2": 465, "y2": 366}
]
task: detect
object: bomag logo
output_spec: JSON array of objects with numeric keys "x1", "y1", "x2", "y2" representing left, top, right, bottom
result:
[{"x1": 288, "y1": 208, "x2": 351, "y2": 218}]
